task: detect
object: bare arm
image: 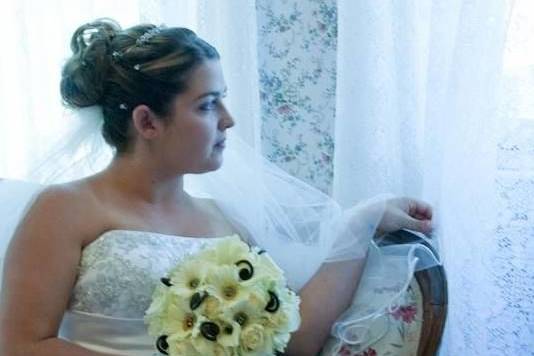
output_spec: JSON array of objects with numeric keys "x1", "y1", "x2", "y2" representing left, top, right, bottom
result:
[
  {"x1": 285, "y1": 197, "x2": 433, "y2": 355},
  {"x1": 285, "y1": 256, "x2": 367, "y2": 356},
  {"x1": 0, "y1": 186, "x2": 115, "y2": 356}
]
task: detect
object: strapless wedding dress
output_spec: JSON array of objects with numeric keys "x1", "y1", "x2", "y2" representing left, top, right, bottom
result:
[
  {"x1": 57, "y1": 230, "x2": 418, "y2": 356},
  {"x1": 0, "y1": 180, "x2": 428, "y2": 355},
  {"x1": 58, "y1": 229, "x2": 229, "y2": 355}
]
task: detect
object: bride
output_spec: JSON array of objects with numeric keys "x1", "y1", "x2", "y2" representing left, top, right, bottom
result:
[{"x1": 0, "y1": 19, "x2": 434, "y2": 355}]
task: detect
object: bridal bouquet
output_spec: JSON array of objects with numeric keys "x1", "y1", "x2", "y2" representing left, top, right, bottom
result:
[{"x1": 145, "y1": 235, "x2": 301, "y2": 356}]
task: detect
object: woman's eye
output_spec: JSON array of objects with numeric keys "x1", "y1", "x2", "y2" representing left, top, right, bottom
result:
[{"x1": 200, "y1": 100, "x2": 218, "y2": 111}]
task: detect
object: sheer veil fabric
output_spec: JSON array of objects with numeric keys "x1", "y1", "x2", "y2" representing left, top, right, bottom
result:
[{"x1": 0, "y1": 105, "x2": 440, "y2": 352}]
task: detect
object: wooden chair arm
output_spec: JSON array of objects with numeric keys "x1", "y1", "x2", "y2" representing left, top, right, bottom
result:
[{"x1": 378, "y1": 230, "x2": 448, "y2": 356}]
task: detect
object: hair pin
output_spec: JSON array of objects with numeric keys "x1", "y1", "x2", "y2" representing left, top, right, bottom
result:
[{"x1": 119, "y1": 103, "x2": 128, "y2": 110}]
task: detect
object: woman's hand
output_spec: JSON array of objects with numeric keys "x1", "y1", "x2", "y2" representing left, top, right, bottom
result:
[{"x1": 376, "y1": 197, "x2": 433, "y2": 237}]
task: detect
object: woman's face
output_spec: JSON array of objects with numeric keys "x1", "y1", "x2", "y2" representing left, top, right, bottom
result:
[{"x1": 155, "y1": 59, "x2": 235, "y2": 175}]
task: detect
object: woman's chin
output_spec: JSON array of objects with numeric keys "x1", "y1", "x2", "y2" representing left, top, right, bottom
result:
[
  {"x1": 195, "y1": 156, "x2": 224, "y2": 174},
  {"x1": 208, "y1": 158, "x2": 223, "y2": 172}
]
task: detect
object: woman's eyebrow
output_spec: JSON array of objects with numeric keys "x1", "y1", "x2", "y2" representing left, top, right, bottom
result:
[{"x1": 195, "y1": 88, "x2": 228, "y2": 101}]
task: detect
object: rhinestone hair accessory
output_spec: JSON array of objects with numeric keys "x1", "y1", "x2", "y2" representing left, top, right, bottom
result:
[
  {"x1": 136, "y1": 26, "x2": 163, "y2": 46},
  {"x1": 111, "y1": 25, "x2": 166, "y2": 69},
  {"x1": 112, "y1": 51, "x2": 122, "y2": 60}
]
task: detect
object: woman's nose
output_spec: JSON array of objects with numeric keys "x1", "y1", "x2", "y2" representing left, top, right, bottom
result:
[{"x1": 219, "y1": 105, "x2": 235, "y2": 129}]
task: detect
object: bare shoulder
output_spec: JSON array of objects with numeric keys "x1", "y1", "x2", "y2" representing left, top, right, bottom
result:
[
  {"x1": 0, "y1": 181, "x2": 105, "y2": 349},
  {"x1": 16, "y1": 181, "x2": 104, "y2": 246},
  {"x1": 34, "y1": 182, "x2": 90, "y2": 213}
]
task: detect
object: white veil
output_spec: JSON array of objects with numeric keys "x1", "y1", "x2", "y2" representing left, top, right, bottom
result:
[{"x1": 0, "y1": 105, "x2": 440, "y2": 352}]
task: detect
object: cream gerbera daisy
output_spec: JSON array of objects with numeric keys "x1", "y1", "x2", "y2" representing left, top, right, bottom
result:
[
  {"x1": 222, "y1": 294, "x2": 265, "y2": 330},
  {"x1": 206, "y1": 265, "x2": 251, "y2": 304},
  {"x1": 145, "y1": 293, "x2": 197, "y2": 340},
  {"x1": 168, "y1": 258, "x2": 212, "y2": 297},
  {"x1": 197, "y1": 235, "x2": 251, "y2": 266}
]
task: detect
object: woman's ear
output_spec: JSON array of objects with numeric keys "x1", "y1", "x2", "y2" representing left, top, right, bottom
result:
[{"x1": 131, "y1": 105, "x2": 165, "y2": 139}]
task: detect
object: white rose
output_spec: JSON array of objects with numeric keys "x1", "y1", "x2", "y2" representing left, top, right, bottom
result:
[{"x1": 240, "y1": 324, "x2": 270, "y2": 354}]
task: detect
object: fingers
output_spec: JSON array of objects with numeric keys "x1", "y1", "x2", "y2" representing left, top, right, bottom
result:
[
  {"x1": 406, "y1": 198, "x2": 433, "y2": 220},
  {"x1": 405, "y1": 216, "x2": 433, "y2": 234}
]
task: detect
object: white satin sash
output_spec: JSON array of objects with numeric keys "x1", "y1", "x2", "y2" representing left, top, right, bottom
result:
[{"x1": 59, "y1": 310, "x2": 157, "y2": 356}]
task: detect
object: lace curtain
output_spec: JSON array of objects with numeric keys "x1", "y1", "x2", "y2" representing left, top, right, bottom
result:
[
  {"x1": 336, "y1": 0, "x2": 533, "y2": 354},
  {"x1": 0, "y1": 0, "x2": 145, "y2": 179}
]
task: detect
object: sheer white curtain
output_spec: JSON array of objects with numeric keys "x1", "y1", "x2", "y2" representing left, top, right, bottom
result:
[
  {"x1": 0, "y1": 0, "x2": 260, "y2": 180},
  {"x1": 0, "y1": 0, "x2": 142, "y2": 179},
  {"x1": 336, "y1": 0, "x2": 533, "y2": 354}
]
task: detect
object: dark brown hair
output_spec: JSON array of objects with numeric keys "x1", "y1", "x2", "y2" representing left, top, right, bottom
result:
[{"x1": 60, "y1": 18, "x2": 220, "y2": 154}]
